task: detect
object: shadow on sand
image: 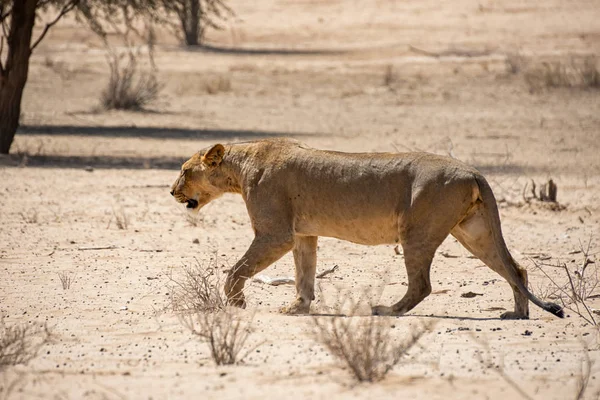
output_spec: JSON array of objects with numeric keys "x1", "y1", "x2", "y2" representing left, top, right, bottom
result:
[
  {"x1": 18, "y1": 124, "x2": 320, "y2": 141},
  {"x1": 187, "y1": 44, "x2": 347, "y2": 56},
  {"x1": 2, "y1": 124, "x2": 324, "y2": 169}
]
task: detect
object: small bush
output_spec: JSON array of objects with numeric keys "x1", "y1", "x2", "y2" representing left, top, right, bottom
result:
[
  {"x1": 167, "y1": 258, "x2": 227, "y2": 313},
  {"x1": 311, "y1": 291, "x2": 430, "y2": 382},
  {"x1": 313, "y1": 314, "x2": 428, "y2": 382},
  {"x1": 180, "y1": 309, "x2": 256, "y2": 366},
  {"x1": 101, "y1": 50, "x2": 161, "y2": 110}
]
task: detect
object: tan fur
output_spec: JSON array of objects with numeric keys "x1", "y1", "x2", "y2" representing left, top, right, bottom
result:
[{"x1": 171, "y1": 138, "x2": 563, "y2": 319}]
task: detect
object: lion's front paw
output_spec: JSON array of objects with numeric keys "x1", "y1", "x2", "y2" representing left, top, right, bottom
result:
[
  {"x1": 371, "y1": 305, "x2": 394, "y2": 316},
  {"x1": 280, "y1": 299, "x2": 310, "y2": 315},
  {"x1": 227, "y1": 295, "x2": 247, "y2": 309}
]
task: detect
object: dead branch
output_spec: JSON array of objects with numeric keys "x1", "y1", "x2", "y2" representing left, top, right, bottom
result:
[
  {"x1": 530, "y1": 243, "x2": 598, "y2": 325},
  {"x1": 78, "y1": 245, "x2": 117, "y2": 251},
  {"x1": 317, "y1": 265, "x2": 339, "y2": 279}
]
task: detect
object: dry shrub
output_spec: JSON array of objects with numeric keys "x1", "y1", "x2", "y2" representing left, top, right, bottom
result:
[
  {"x1": 167, "y1": 258, "x2": 227, "y2": 313},
  {"x1": 109, "y1": 206, "x2": 129, "y2": 230},
  {"x1": 525, "y1": 55, "x2": 600, "y2": 91},
  {"x1": 0, "y1": 319, "x2": 51, "y2": 371},
  {"x1": 505, "y1": 52, "x2": 527, "y2": 74},
  {"x1": 205, "y1": 75, "x2": 231, "y2": 95},
  {"x1": 101, "y1": 50, "x2": 161, "y2": 110},
  {"x1": 311, "y1": 291, "x2": 430, "y2": 382},
  {"x1": 169, "y1": 257, "x2": 257, "y2": 366},
  {"x1": 532, "y1": 238, "x2": 598, "y2": 325},
  {"x1": 313, "y1": 316, "x2": 428, "y2": 382},
  {"x1": 180, "y1": 309, "x2": 256, "y2": 366}
]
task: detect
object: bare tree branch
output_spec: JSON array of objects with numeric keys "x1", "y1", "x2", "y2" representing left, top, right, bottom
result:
[
  {"x1": 0, "y1": 7, "x2": 11, "y2": 23},
  {"x1": 1, "y1": 14, "x2": 8, "y2": 38},
  {"x1": 36, "y1": 0, "x2": 54, "y2": 9},
  {"x1": 0, "y1": 35, "x2": 4, "y2": 76},
  {"x1": 0, "y1": 0, "x2": 12, "y2": 21},
  {"x1": 30, "y1": 0, "x2": 79, "y2": 52}
]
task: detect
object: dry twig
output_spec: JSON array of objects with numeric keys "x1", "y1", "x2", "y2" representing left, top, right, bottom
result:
[{"x1": 531, "y1": 238, "x2": 598, "y2": 325}]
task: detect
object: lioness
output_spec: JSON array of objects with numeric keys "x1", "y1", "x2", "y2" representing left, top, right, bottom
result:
[{"x1": 171, "y1": 138, "x2": 563, "y2": 319}]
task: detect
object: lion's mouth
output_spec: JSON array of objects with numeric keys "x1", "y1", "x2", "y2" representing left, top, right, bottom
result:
[{"x1": 186, "y1": 199, "x2": 199, "y2": 209}]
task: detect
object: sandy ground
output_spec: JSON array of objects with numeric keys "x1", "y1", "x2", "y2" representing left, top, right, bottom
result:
[{"x1": 1, "y1": 0, "x2": 600, "y2": 398}]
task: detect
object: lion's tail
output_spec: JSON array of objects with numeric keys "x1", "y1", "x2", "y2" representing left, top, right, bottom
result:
[{"x1": 475, "y1": 176, "x2": 564, "y2": 319}]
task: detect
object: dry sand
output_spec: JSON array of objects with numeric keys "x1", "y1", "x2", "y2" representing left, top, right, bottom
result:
[{"x1": 1, "y1": 0, "x2": 600, "y2": 398}]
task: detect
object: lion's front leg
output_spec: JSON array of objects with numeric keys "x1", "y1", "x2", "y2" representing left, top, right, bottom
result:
[
  {"x1": 281, "y1": 236, "x2": 318, "y2": 315},
  {"x1": 225, "y1": 235, "x2": 294, "y2": 308}
]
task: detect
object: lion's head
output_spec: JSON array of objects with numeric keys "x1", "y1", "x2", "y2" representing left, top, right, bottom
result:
[{"x1": 170, "y1": 144, "x2": 225, "y2": 212}]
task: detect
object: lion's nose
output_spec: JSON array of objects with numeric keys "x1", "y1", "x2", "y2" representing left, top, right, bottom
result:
[{"x1": 170, "y1": 190, "x2": 175, "y2": 196}]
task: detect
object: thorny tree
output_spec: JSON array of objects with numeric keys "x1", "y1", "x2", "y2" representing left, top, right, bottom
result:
[
  {"x1": 0, "y1": 0, "x2": 232, "y2": 154},
  {"x1": 0, "y1": 1, "x2": 160, "y2": 154},
  {"x1": 0, "y1": 0, "x2": 80, "y2": 154}
]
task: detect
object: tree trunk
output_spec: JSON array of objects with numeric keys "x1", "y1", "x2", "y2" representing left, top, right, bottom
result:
[
  {"x1": 180, "y1": 0, "x2": 200, "y2": 46},
  {"x1": 0, "y1": 0, "x2": 37, "y2": 154}
]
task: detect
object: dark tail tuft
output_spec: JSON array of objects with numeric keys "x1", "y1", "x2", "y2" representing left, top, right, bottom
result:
[{"x1": 544, "y1": 302, "x2": 564, "y2": 318}]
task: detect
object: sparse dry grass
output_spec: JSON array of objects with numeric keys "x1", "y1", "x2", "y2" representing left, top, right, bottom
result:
[
  {"x1": 57, "y1": 272, "x2": 73, "y2": 290},
  {"x1": 525, "y1": 55, "x2": 600, "y2": 91},
  {"x1": 109, "y1": 206, "x2": 129, "y2": 230}
]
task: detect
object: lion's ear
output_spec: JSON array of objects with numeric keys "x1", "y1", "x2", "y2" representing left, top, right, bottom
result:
[{"x1": 202, "y1": 144, "x2": 225, "y2": 167}]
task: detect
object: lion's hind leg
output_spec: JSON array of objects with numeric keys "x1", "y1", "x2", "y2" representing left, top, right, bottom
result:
[
  {"x1": 372, "y1": 243, "x2": 437, "y2": 317},
  {"x1": 450, "y1": 203, "x2": 529, "y2": 319},
  {"x1": 281, "y1": 236, "x2": 318, "y2": 315}
]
